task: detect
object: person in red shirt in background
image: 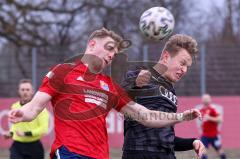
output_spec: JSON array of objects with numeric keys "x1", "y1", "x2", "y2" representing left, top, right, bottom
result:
[{"x1": 198, "y1": 94, "x2": 227, "y2": 159}]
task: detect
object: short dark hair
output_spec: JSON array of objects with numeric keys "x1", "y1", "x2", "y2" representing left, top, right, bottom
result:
[
  {"x1": 163, "y1": 34, "x2": 198, "y2": 59},
  {"x1": 88, "y1": 27, "x2": 131, "y2": 52},
  {"x1": 19, "y1": 79, "x2": 32, "y2": 85}
]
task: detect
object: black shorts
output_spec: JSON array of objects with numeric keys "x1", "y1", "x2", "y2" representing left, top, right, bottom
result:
[
  {"x1": 10, "y1": 140, "x2": 44, "y2": 159},
  {"x1": 122, "y1": 150, "x2": 176, "y2": 159}
]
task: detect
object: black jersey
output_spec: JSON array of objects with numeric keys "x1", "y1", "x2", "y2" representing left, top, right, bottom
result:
[{"x1": 122, "y1": 67, "x2": 177, "y2": 153}]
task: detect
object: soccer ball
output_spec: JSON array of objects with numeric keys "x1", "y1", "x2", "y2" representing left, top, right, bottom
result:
[{"x1": 139, "y1": 7, "x2": 175, "y2": 41}]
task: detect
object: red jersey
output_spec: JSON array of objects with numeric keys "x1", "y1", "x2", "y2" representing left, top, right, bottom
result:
[
  {"x1": 39, "y1": 61, "x2": 131, "y2": 159},
  {"x1": 200, "y1": 105, "x2": 219, "y2": 137}
]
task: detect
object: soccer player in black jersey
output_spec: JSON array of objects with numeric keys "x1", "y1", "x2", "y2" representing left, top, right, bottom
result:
[{"x1": 122, "y1": 34, "x2": 205, "y2": 159}]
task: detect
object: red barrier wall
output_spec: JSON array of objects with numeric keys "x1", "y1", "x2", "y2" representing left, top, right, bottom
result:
[{"x1": 1, "y1": 96, "x2": 240, "y2": 149}]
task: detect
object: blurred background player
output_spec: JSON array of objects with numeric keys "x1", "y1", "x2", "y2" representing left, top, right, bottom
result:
[
  {"x1": 3, "y1": 79, "x2": 49, "y2": 159},
  {"x1": 197, "y1": 94, "x2": 227, "y2": 159}
]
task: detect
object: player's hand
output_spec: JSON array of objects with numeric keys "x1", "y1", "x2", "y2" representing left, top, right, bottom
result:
[
  {"x1": 193, "y1": 139, "x2": 206, "y2": 158},
  {"x1": 3, "y1": 132, "x2": 12, "y2": 139},
  {"x1": 8, "y1": 109, "x2": 24, "y2": 123},
  {"x1": 16, "y1": 130, "x2": 25, "y2": 137},
  {"x1": 136, "y1": 70, "x2": 151, "y2": 87},
  {"x1": 183, "y1": 109, "x2": 202, "y2": 121}
]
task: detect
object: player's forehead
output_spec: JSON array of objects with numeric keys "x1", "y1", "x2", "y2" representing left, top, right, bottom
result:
[
  {"x1": 98, "y1": 37, "x2": 119, "y2": 51},
  {"x1": 202, "y1": 94, "x2": 211, "y2": 100},
  {"x1": 172, "y1": 49, "x2": 192, "y2": 64},
  {"x1": 94, "y1": 35, "x2": 131, "y2": 52},
  {"x1": 19, "y1": 83, "x2": 32, "y2": 89},
  {"x1": 102, "y1": 37, "x2": 117, "y2": 45}
]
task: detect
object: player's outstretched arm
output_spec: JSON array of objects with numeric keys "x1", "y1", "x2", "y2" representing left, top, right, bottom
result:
[
  {"x1": 204, "y1": 114, "x2": 222, "y2": 123},
  {"x1": 120, "y1": 101, "x2": 201, "y2": 128},
  {"x1": 8, "y1": 91, "x2": 52, "y2": 123}
]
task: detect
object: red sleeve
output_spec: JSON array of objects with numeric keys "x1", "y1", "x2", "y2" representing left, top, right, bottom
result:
[
  {"x1": 210, "y1": 107, "x2": 219, "y2": 117},
  {"x1": 39, "y1": 76, "x2": 57, "y2": 97},
  {"x1": 38, "y1": 65, "x2": 60, "y2": 97},
  {"x1": 112, "y1": 82, "x2": 132, "y2": 112}
]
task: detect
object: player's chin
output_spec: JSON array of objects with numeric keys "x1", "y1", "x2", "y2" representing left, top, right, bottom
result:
[
  {"x1": 175, "y1": 75, "x2": 183, "y2": 82},
  {"x1": 171, "y1": 77, "x2": 180, "y2": 83},
  {"x1": 25, "y1": 97, "x2": 31, "y2": 100}
]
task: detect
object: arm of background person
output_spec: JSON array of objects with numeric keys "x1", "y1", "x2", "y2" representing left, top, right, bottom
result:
[
  {"x1": 204, "y1": 114, "x2": 222, "y2": 123},
  {"x1": 24, "y1": 109, "x2": 49, "y2": 137}
]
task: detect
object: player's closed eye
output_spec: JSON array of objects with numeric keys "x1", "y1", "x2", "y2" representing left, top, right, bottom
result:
[
  {"x1": 180, "y1": 61, "x2": 186, "y2": 66},
  {"x1": 104, "y1": 41, "x2": 118, "y2": 52},
  {"x1": 105, "y1": 45, "x2": 115, "y2": 51}
]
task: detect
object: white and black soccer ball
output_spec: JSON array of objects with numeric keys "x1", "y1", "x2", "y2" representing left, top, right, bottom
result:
[{"x1": 139, "y1": 7, "x2": 175, "y2": 41}]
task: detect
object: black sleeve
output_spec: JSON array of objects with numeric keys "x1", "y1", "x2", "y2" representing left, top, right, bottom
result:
[
  {"x1": 174, "y1": 136, "x2": 196, "y2": 151},
  {"x1": 121, "y1": 66, "x2": 149, "y2": 89},
  {"x1": 121, "y1": 70, "x2": 140, "y2": 90}
]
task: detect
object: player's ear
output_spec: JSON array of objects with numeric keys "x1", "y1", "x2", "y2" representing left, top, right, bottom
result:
[
  {"x1": 88, "y1": 39, "x2": 96, "y2": 48},
  {"x1": 161, "y1": 50, "x2": 170, "y2": 64}
]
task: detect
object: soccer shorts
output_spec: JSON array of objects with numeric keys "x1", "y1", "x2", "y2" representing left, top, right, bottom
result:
[
  {"x1": 201, "y1": 135, "x2": 222, "y2": 150},
  {"x1": 52, "y1": 145, "x2": 95, "y2": 159},
  {"x1": 122, "y1": 150, "x2": 176, "y2": 159}
]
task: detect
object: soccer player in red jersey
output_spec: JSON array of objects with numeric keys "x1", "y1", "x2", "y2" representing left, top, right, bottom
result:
[
  {"x1": 199, "y1": 94, "x2": 227, "y2": 159},
  {"x1": 8, "y1": 28, "x2": 201, "y2": 159}
]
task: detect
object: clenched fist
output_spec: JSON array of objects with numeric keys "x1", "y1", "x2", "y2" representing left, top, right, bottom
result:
[{"x1": 136, "y1": 70, "x2": 151, "y2": 87}]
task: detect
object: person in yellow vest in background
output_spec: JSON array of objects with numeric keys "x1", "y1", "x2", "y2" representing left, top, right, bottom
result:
[{"x1": 4, "y1": 79, "x2": 49, "y2": 159}]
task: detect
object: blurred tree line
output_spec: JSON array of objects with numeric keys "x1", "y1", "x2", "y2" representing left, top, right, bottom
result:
[{"x1": 0, "y1": 0, "x2": 239, "y2": 80}]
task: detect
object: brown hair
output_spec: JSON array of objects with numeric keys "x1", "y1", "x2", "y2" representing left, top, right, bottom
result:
[
  {"x1": 88, "y1": 27, "x2": 131, "y2": 52},
  {"x1": 163, "y1": 34, "x2": 198, "y2": 59},
  {"x1": 19, "y1": 79, "x2": 32, "y2": 85}
]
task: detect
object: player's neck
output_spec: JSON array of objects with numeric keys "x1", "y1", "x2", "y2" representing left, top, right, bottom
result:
[
  {"x1": 20, "y1": 99, "x2": 30, "y2": 106},
  {"x1": 153, "y1": 63, "x2": 167, "y2": 75},
  {"x1": 153, "y1": 63, "x2": 174, "y2": 85},
  {"x1": 204, "y1": 104, "x2": 211, "y2": 107},
  {"x1": 81, "y1": 54, "x2": 104, "y2": 74}
]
